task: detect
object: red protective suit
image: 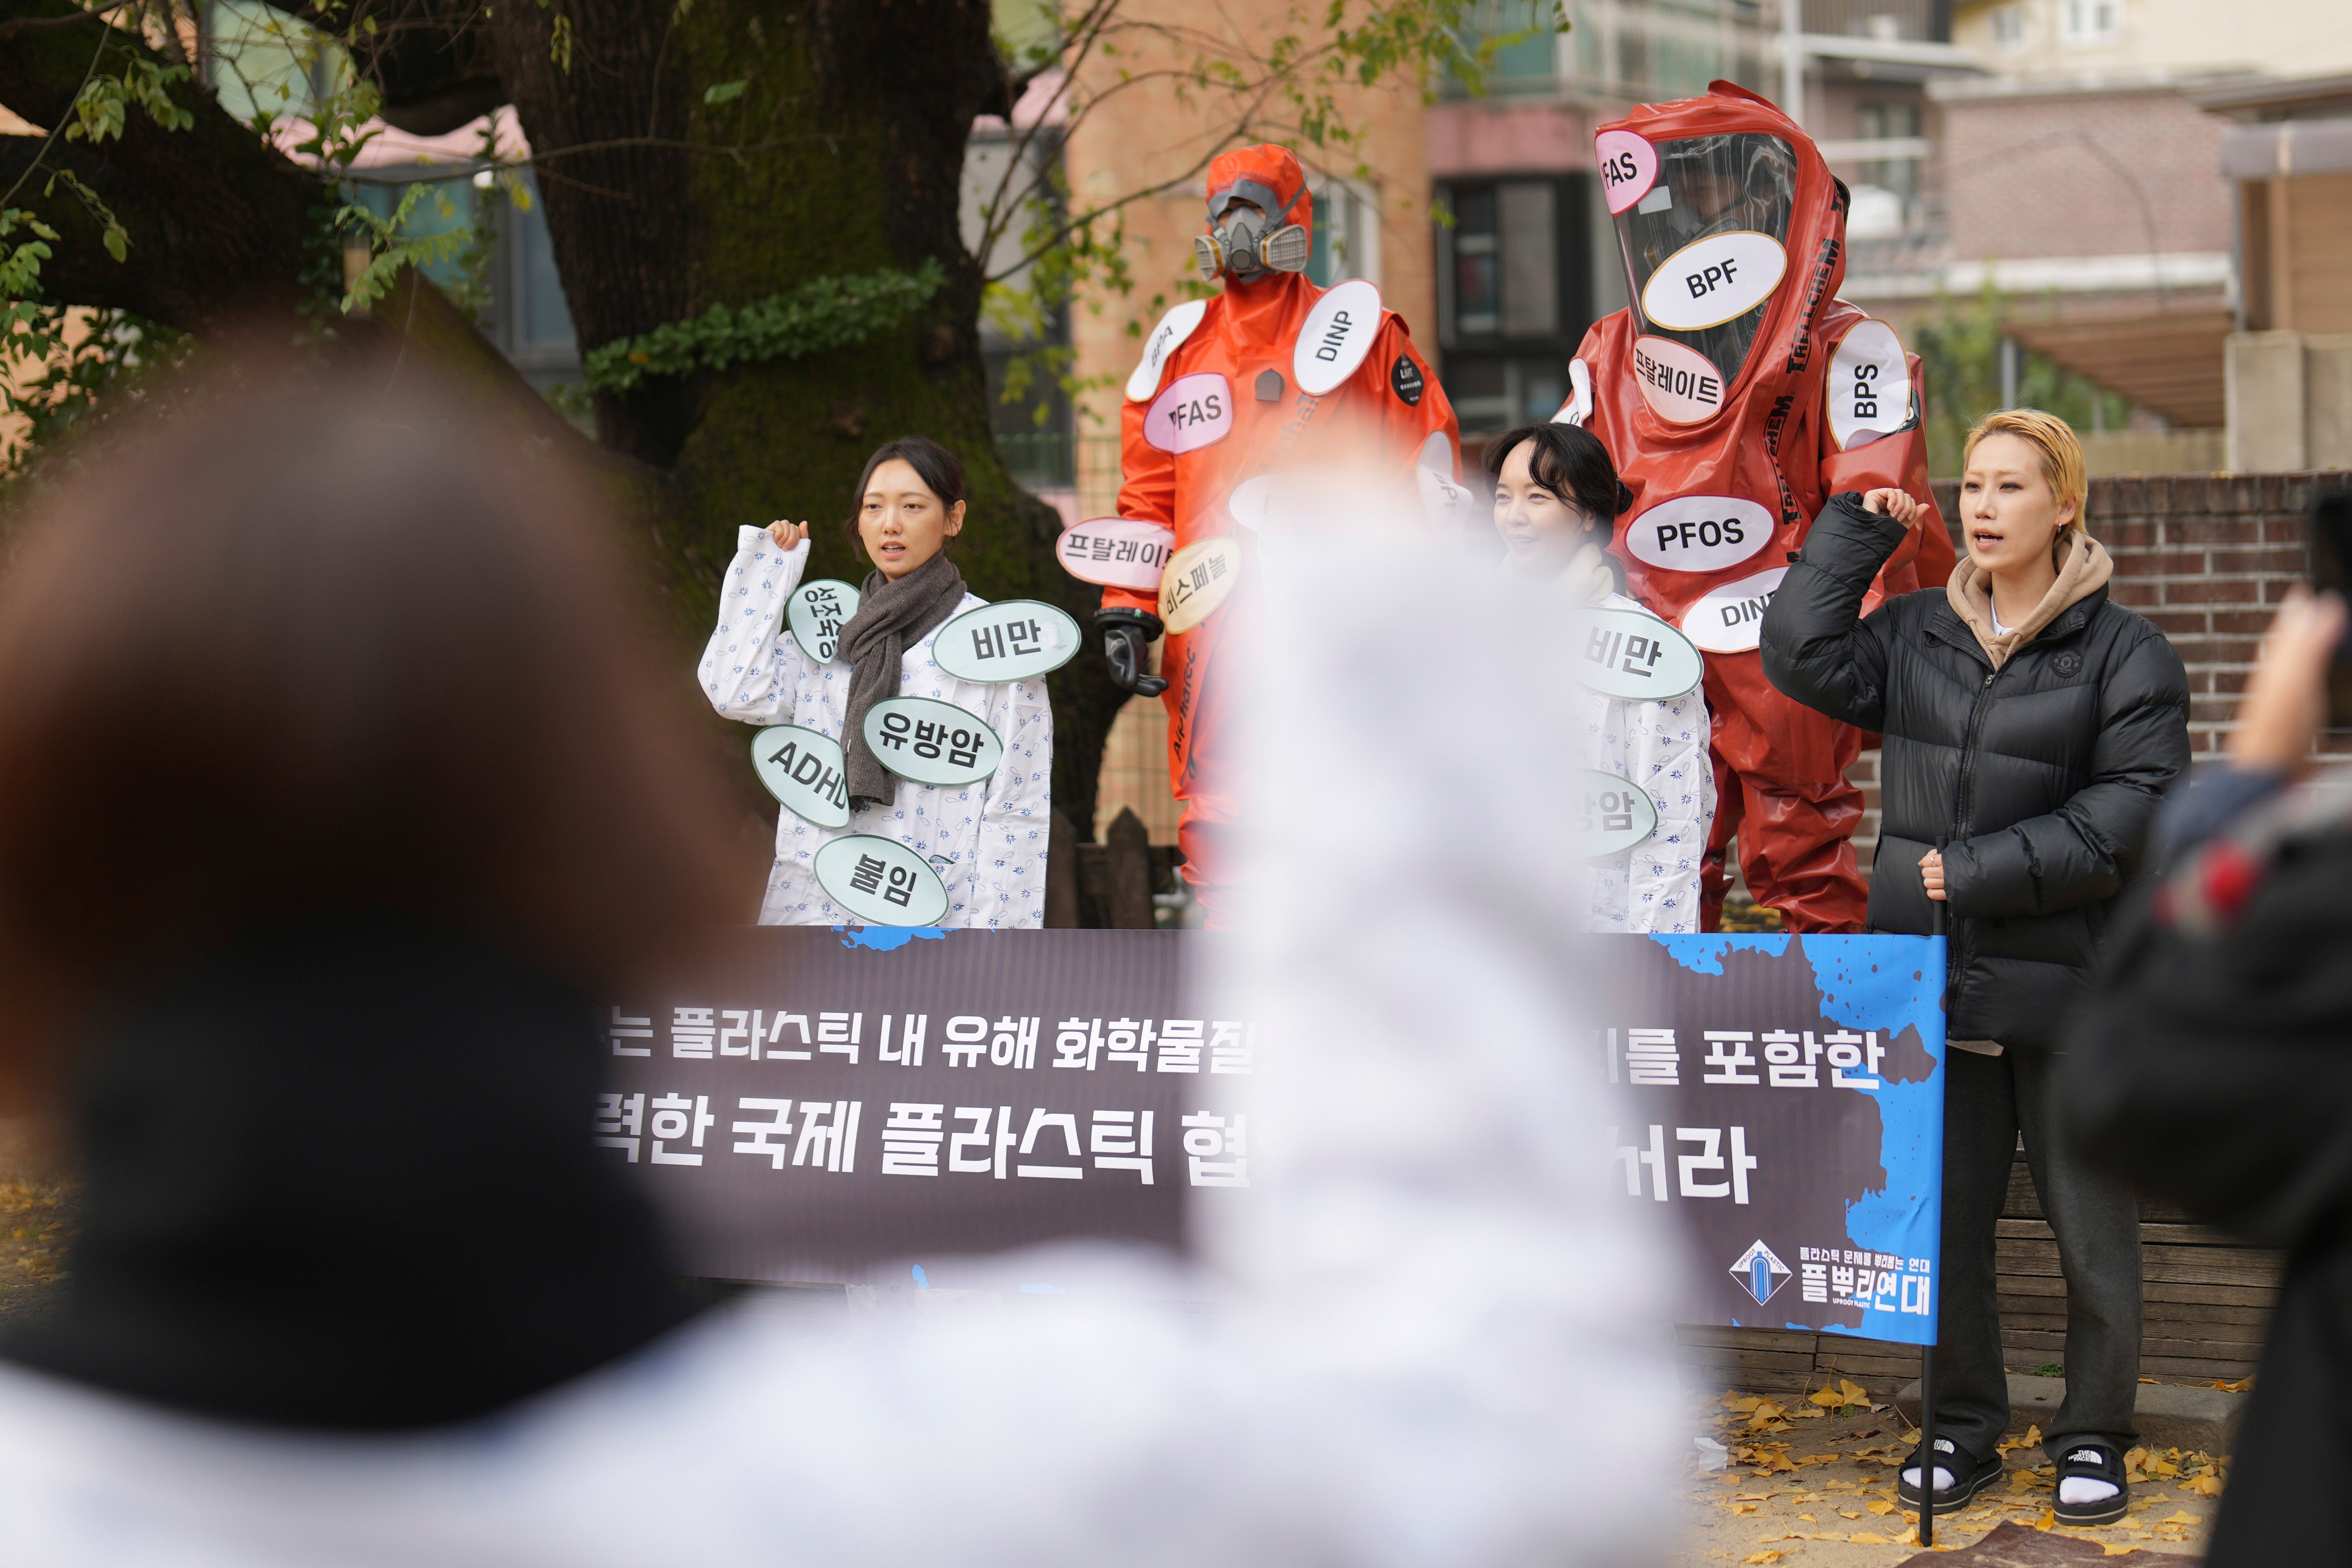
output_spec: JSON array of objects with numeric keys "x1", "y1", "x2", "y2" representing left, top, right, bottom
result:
[
  {"x1": 1108, "y1": 145, "x2": 1462, "y2": 924},
  {"x1": 1560, "y1": 83, "x2": 1955, "y2": 932}
]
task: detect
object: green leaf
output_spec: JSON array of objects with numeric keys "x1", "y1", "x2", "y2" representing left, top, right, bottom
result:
[{"x1": 703, "y1": 79, "x2": 747, "y2": 105}]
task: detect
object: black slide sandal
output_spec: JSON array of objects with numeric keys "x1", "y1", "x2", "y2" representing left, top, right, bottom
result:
[
  {"x1": 2051, "y1": 1441, "x2": 2130, "y2": 1527},
  {"x1": 1896, "y1": 1435, "x2": 2004, "y2": 1510}
]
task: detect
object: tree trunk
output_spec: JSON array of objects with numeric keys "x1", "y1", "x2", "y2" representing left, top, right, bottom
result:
[
  {"x1": 482, "y1": 0, "x2": 1125, "y2": 838},
  {"x1": 0, "y1": 0, "x2": 1128, "y2": 842}
]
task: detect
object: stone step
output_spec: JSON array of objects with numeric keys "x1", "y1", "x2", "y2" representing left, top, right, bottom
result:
[{"x1": 1893, "y1": 1370, "x2": 2247, "y2": 1455}]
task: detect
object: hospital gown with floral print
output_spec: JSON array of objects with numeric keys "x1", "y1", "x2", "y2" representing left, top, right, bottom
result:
[{"x1": 698, "y1": 528, "x2": 1051, "y2": 928}]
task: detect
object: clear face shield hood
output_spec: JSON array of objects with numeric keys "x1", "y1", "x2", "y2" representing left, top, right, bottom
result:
[
  {"x1": 1195, "y1": 179, "x2": 1312, "y2": 283},
  {"x1": 1612, "y1": 132, "x2": 1798, "y2": 392}
]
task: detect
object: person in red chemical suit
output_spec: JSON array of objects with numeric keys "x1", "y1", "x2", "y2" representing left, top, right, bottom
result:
[
  {"x1": 1097, "y1": 144, "x2": 1465, "y2": 927},
  {"x1": 1557, "y1": 81, "x2": 1955, "y2": 932}
]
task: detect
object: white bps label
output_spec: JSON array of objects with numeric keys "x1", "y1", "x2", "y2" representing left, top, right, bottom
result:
[
  {"x1": 1623, "y1": 494, "x2": 1775, "y2": 575},
  {"x1": 1639, "y1": 231, "x2": 1788, "y2": 333},
  {"x1": 1826, "y1": 319, "x2": 1912, "y2": 451},
  {"x1": 1681, "y1": 566, "x2": 1789, "y2": 654}
]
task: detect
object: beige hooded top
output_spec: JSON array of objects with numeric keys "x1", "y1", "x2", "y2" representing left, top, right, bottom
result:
[{"x1": 1945, "y1": 526, "x2": 2115, "y2": 670}]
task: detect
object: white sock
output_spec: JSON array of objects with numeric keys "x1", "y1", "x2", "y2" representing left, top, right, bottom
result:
[
  {"x1": 1903, "y1": 1437, "x2": 1958, "y2": 1493},
  {"x1": 2058, "y1": 1449, "x2": 2120, "y2": 1507}
]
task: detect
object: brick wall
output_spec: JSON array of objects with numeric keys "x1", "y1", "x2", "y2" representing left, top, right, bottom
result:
[{"x1": 1840, "y1": 469, "x2": 2352, "y2": 877}]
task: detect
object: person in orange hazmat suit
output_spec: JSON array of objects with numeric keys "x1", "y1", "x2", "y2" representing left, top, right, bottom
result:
[
  {"x1": 1097, "y1": 144, "x2": 1465, "y2": 926},
  {"x1": 1557, "y1": 81, "x2": 1955, "y2": 932}
]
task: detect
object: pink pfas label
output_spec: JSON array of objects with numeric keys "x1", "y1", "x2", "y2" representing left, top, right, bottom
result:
[
  {"x1": 1142, "y1": 372, "x2": 1234, "y2": 454},
  {"x1": 1597, "y1": 130, "x2": 1659, "y2": 215}
]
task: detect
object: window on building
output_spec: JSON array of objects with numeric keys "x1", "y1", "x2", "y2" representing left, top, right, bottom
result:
[
  {"x1": 1436, "y1": 176, "x2": 1592, "y2": 433},
  {"x1": 1306, "y1": 180, "x2": 1381, "y2": 288},
  {"x1": 1854, "y1": 100, "x2": 1922, "y2": 203},
  {"x1": 2058, "y1": 0, "x2": 2122, "y2": 46},
  {"x1": 1446, "y1": 0, "x2": 1561, "y2": 95},
  {"x1": 1989, "y1": 3, "x2": 2029, "y2": 48}
]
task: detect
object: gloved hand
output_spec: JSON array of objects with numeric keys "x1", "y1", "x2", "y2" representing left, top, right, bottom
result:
[{"x1": 1095, "y1": 607, "x2": 1169, "y2": 697}]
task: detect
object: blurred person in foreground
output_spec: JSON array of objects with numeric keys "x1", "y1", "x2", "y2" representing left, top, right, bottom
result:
[
  {"x1": 0, "y1": 353, "x2": 737, "y2": 1437},
  {"x1": 1760, "y1": 409, "x2": 2188, "y2": 1525},
  {"x1": 0, "y1": 355, "x2": 1678, "y2": 1565},
  {"x1": 2065, "y1": 569, "x2": 2352, "y2": 1565}
]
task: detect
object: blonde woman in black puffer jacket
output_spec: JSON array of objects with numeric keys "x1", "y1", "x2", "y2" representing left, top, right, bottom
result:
[{"x1": 1759, "y1": 410, "x2": 2188, "y2": 1531}]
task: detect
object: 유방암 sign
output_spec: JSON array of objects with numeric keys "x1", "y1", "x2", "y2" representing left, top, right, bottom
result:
[
  {"x1": 863, "y1": 696, "x2": 1002, "y2": 788},
  {"x1": 752, "y1": 725, "x2": 851, "y2": 829},
  {"x1": 1570, "y1": 770, "x2": 1659, "y2": 857},
  {"x1": 932, "y1": 601, "x2": 1081, "y2": 684},
  {"x1": 788, "y1": 579, "x2": 861, "y2": 665}
]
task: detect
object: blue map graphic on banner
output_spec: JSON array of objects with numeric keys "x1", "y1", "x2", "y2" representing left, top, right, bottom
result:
[{"x1": 1605, "y1": 933, "x2": 1947, "y2": 1347}]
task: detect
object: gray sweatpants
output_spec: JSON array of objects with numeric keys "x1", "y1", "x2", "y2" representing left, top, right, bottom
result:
[{"x1": 1931, "y1": 1045, "x2": 2141, "y2": 1461}]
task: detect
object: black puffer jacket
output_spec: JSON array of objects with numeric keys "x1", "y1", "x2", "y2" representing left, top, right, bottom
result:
[{"x1": 1760, "y1": 493, "x2": 2190, "y2": 1052}]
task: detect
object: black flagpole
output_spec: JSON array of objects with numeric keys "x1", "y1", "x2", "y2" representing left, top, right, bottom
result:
[{"x1": 1920, "y1": 835, "x2": 1948, "y2": 1548}]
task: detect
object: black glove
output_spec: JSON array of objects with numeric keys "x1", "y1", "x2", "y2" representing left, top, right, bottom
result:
[{"x1": 1095, "y1": 607, "x2": 1169, "y2": 697}]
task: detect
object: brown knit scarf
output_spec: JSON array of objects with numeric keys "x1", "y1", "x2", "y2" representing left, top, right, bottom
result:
[{"x1": 837, "y1": 548, "x2": 969, "y2": 812}]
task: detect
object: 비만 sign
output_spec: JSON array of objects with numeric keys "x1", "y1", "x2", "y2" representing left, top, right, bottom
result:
[{"x1": 1593, "y1": 933, "x2": 1946, "y2": 1347}]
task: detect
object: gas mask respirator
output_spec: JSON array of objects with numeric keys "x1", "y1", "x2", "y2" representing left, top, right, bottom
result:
[{"x1": 1194, "y1": 194, "x2": 1310, "y2": 283}]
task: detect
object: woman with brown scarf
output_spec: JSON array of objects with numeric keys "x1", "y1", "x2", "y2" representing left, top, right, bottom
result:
[{"x1": 699, "y1": 438, "x2": 1052, "y2": 927}]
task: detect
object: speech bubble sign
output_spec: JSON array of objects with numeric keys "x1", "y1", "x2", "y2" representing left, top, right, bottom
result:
[
  {"x1": 1827, "y1": 319, "x2": 1912, "y2": 451},
  {"x1": 931, "y1": 600, "x2": 1082, "y2": 684},
  {"x1": 1569, "y1": 769, "x2": 1659, "y2": 858},
  {"x1": 1057, "y1": 518, "x2": 1176, "y2": 592},
  {"x1": 814, "y1": 835, "x2": 951, "y2": 927},
  {"x1": 751, "y1": 724, "x2": 851, "y2": 828},
  {"x1": 1622, "y1": 494, "x2": 1776, "y2": 575},
  {"x1": 1126, "y1": 297, "x2": 1210, "y2": 402},
  {"x1": 1597, "y1": 129, "x2": 1660, "y2": 214},
  {"x1": 1631, "y1": 335, "x2": 1729, "y2": 425},
  {"x1": 788, "y1": 579, "x2": 861, "y2": 666},
  {"x1": 1293, "y1": 278, "x2": 1383, "y2": 395},
  {"x1": 863, "y1": 696, "x2": 1003, "y2": 788},
  {"x1": 1638, "y1": 231, "x2": 1788, "y2": 333},
  {"x1": 1158, "y1": 538, "x2": 1243, "y2": 634},
  {"x1": 1143, "y1": 371, "x2": 1234, "y2": 454},
  {"x1": 1680, "y1": 565, "x2": 1789, "y2": 654},
  {"x1": 1572, "y1": 605, "x2": 1706, "y2": 701}
]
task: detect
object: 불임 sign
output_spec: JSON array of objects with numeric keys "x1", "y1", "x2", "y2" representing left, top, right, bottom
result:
[
  {"x1": 596, "y1": 927, "x2": 1250, "y2": 1286},
  {"x1": 789, "y1": 579, "x2": 861, "y2": 665},
  {"x1": 1592, "y1": 933, "x2": 1946, "y2": 1346},
  {"x1": 932, "y1": 600, "x2": 1082, "y2": 685},
  {"x1": 813, "y1": 836, "x2": 951, "y2": 928}
]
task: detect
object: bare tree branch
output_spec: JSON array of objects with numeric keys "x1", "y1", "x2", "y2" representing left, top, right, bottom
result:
[{"x1": 0, "y1": 0, "x2": 135, "y2": 44}]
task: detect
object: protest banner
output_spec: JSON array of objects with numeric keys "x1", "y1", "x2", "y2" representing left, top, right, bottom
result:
[
  {"x1": 601, "y1": 929, "x2": 1942, "y2": 1351},
  {"x1": 599, "y1": 927, "x2": 1240, "y2": 1287},
  {"x1": 1593, "y1": 932, "x2": 1947, "y2": 1349}
]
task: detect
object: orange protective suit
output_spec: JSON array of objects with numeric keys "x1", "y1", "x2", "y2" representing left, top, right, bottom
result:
[
  {"x1": 1559, "y1": 83, "x2": 1955, "y2": 932},
  {"x1": 1106, "y1": 145, "x2": 1462, "y2": 924}
]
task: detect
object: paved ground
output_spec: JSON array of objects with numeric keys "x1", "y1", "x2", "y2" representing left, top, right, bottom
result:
[
  {"x1": 1670, "y1": 1388, "x2": 2224, "y2": 1564},
  {"x1": 0, "y1": 1118, "x2": 72, "y2": 1328}
]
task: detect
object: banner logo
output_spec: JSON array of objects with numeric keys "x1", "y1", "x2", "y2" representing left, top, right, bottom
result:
[{"x1": 1730, "y1": 1240, "x2": 1792, "y2": 1305}]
